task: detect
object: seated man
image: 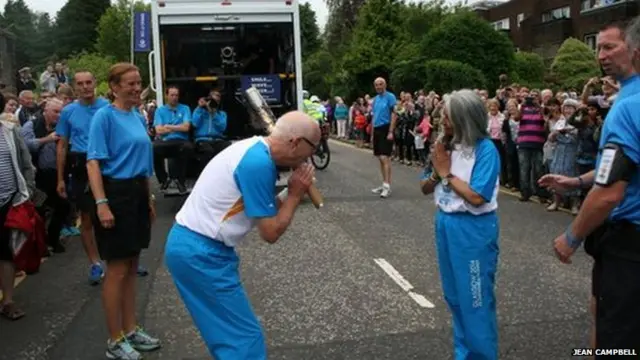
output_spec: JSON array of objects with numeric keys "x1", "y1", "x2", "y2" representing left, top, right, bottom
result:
[
  {"x1": 192, "y1": 90, "x2": 230, "y2": 170},
  {"x1": 153, "y1": 86, "x2": 193, "y2": 193}
]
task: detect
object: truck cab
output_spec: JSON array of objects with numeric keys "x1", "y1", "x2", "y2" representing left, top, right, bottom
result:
[{"x1": 149, "y1": 0, "x2": 304, "y2": 139}]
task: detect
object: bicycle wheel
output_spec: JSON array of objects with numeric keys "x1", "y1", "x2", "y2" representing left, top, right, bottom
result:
[{"x1": 311, "y1": 143, "x2": 330, "y2": 170}]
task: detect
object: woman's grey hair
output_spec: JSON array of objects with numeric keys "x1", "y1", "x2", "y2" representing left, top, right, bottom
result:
[
  {"x1": 444, "y1": 89, "x2": 489, "y2": 147},
  {"x1": 626, "y1": 16, "x2": 640, "y2": 52}
]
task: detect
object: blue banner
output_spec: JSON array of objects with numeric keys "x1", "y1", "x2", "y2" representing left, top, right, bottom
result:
[
  {"x1": 133, "y1": 11, "x2": 151, "y2": 52},
  {"x1": 241, "y1": 75, "x2": 281, "y2": 103}
]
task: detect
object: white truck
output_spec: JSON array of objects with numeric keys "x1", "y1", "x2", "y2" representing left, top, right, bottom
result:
[{"x1": 149, "y1": 0, "x2": 304, "y2": 139}]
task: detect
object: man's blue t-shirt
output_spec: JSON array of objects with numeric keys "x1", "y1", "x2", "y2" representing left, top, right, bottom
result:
[
  {"x1": 56, "y1": 97, "x2": 110, "y2": 153},
  {"x1": 594, "y1": 94, "x2": 640, "y2": 225},
  {"x1": 153, "y1": 103, "x2": 191, "y2": 141},
  {"x1": 87, "y1": 105, "x2": 154, "y2": 179},
  {"x1": 372, "y1": 91, "x2": 396, "y2": 128}
]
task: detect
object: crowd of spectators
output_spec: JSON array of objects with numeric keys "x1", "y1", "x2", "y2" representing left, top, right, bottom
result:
[
  {"x1": 0, "y1": 64, "x2": 157, "y2": 322},
  {"x1": 325, "y1": 74, "x2": 616, "y2": 215}
]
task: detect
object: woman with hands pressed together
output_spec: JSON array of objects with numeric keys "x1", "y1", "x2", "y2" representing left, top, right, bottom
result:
[
  {"x1": 420, "y1": 89, "x2": 501, "y2": 360},
  {"x1": 86, "y1": 63, "x2": 161, "y2": 360}
]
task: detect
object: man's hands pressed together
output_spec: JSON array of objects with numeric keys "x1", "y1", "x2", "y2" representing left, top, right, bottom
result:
[{"x1": 288, "y1": 163, "x2": 315, "y2": 199}]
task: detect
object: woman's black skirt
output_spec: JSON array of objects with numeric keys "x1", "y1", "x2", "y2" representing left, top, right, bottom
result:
[{"x1": 93, "y1": 177, "x2": 151, "y2": 261}]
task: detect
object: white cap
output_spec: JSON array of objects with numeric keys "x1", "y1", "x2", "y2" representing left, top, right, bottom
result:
[{"x1": 310, "y1": 95, "x2": 320, "y2": 102}]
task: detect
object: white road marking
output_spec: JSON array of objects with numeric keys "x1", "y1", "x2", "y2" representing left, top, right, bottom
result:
[
  {"x1": 373, "y1": 258, "x2": 435, "y2": 309},
  {"x1": 408, "y1": 291, "x2": 435, "y2": 308}
]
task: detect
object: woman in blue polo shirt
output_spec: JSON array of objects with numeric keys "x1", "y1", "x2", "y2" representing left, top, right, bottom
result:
[
  {"x1": 86, "y1": 63, "x2": 161, "y2": 360},
  {"x1": 420, "y1": 89, "x2": 501, "y2": 360}
]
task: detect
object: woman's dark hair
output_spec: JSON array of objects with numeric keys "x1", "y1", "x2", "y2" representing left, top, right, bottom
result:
[
  {"x1": 3, "y1": 93, "x2": 17, "y2": 103},
  {"x1": 586, "y1": 98, "x2": 602, "y2": 110},
  {"x1": 545, "y1": 98, "x2": 561, "y2": 107},
  {"x1": 105, "y1": 90, "x2": 115, "y2": 102}
]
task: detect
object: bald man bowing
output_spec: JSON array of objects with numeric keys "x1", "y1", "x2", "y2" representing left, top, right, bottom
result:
[{"x1": 164, "y1": 111, "x2": 320, "y2": 360}]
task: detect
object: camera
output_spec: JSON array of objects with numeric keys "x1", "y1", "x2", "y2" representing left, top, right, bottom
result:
[
  {"x1": 203, "y1": 96, "x2": 219, "y2": 110},
  {"x1": 221, "y1": 46, "x2": 240, "y2": 72},
  {"x1": 524, "y1": 96, "x2": 534, "y2": 106}
]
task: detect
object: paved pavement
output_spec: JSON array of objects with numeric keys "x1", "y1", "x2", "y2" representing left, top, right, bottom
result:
[{"x1": 0, "y1": 139, "x2": 593, "y2": 360}]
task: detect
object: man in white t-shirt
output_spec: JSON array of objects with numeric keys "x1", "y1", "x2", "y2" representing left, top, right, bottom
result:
[{"x1": 164, "y1": 111, "x2": 320, "y2": 360}]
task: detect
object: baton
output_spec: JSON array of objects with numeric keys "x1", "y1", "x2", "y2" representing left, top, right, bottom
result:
[{"x1": 243, "y1": 87, "x2": 324, "y2": 209}]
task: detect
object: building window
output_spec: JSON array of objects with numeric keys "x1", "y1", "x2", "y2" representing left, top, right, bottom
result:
[
  {"x1": 493, "y1": 18, "x2": 510, "y2": 30},
  {"x1": 584, "y1": 34, "x2": 597, "y2": 51},
  {"x1": 541, "y1": 6, "x2": 571, "y2": 22},
  {"x1": 517, "y1": 13, "x2": 524, "y2": 27},
  {"x1": 581, "y1": 0, "x2": 592, "y2": 11}
]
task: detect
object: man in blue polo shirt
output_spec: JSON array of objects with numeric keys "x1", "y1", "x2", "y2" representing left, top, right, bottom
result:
[
  {"x1": 369, "y1": 77, "x2": 397, "y2": 198},
  {"x1": 540, "y1": 19, "x2": 640, "y2": 354},
  {"x1": 153, "y1": 86, "x2": 193, "y2": 194},
  {"x1": 56, "y1": 71, "x2": 109, "y2": 285}
]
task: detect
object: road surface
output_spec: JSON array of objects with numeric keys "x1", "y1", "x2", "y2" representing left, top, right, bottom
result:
[{"x1": 0, "y1": 140, "x2": 592, "y2": 360}]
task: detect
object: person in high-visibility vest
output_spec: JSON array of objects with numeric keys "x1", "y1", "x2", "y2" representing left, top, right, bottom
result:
[
  {"x1": 308, "y1": 95, "x2": 324, "y2": 124},
  {"x1": 302, "y1": 90, "x2": 317, "y2": 119}
]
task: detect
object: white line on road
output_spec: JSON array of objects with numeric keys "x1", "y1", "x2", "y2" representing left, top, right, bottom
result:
[
  {"x1": 373, "y1": 258, "x2": 435, "y2": 309},
  {"x1": 408, "y1": 291, "x2": 435, "y2": 308}
]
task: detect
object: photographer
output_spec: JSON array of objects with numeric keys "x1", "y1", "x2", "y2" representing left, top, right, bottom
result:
[
  {"x1": 580, "y1": 76, "x2": 618, "y2": 118},
  {"x1": 192, "y1": 90, "x2": 229, "y2": 171}
]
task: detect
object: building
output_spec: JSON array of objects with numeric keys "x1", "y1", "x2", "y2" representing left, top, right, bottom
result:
[
  {"x1": 0, "y1": 28, "x2": 16, "y2": 92},
  {"x1": 473, "y1": 0, "x2": 639, "y2": 60}
]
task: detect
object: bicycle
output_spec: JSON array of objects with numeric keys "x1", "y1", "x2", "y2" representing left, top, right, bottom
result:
[{"x1": 311, "y1": 122, "x2": 331, "y2": 170}]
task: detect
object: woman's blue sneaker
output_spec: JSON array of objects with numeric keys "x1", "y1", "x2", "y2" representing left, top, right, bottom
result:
[
  {"x1": 59, "y1": 227, "x2": 72, "y2": 238},
  {"x1": 89, "y1": 263, "x2": 104, "y2": 285},
  {"x1": 136, "y1": 265, "x2": 149, "y2": 277}
]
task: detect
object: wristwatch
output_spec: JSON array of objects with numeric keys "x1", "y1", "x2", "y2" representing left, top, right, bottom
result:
[{"x1": 441, "y1": 173, "x2": 454, "y2": 186}]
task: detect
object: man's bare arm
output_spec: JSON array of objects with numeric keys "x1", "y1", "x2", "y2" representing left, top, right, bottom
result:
[
  {"x1": 56, "y1": 138, "x2": 69, "y2": 184},
  {"x1": 389, "y1": 111, "x2": 398, "y2": 134},
  {"x1": 577, "y1": 170, "x2": 595, "y2": 188},
  {"x1": 255, "y1": 194, "x2": 303, "y2": 244},
  {"x1": 571, "y1": 182, "x2": 626, "y2": 239}
]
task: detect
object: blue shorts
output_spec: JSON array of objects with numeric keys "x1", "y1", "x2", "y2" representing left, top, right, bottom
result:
[{"x1": 164, "y1": 223, "x2": 267, "y2": 359}]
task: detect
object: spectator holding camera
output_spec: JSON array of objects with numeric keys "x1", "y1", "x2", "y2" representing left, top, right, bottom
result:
[
  {"x1": 192, "y1": 90, "x2": 229, "y2": 169},
  {"x1": 581, "y1": 76, "x2": 618, "y2": 117}
]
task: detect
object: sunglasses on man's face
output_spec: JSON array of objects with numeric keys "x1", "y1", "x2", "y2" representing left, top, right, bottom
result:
[{"x1": 292, "y1": 137, "x2": 319, "y2": 151}]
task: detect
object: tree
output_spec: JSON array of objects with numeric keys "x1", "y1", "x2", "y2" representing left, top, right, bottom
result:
[
  {"x1": 341, "y1": 0, "x2": 408, "y2": 94},
  {"x1": 65, "y1": 51, "x2": 115, "y2": 90},
  {"x1": 550, "y1": 38, "x2": 600, "y2": 90},
  {"x1": 323, "y1": 0, "x2": 365, "y2": 55},
  {"x1": 421, "y1": 11, "x2": 514, "y2": 91},
  {"x1": 423, "y1": 59, "x2": 486, "y2": 94},
  {"x1": 54, "y1": 0, "x2": 110, "y2": 58},
  {"x1": 299, "y1": 2, "x2": 321, "y2": 59},
  {"x1": 390, "y1": 59, "x2": 425, "y2": 93},
  {"x1": 302, "y1": 50, "x2": 333, "y2": 98},
  {"x1": 512, "y1": 51, "x2": 545, "y2": 89},
  {"x1": 95, "y1": 0, "x2": 151, "y2": 84},
  {"x1": 0, "y1": 0, "x2": 36, "y2": 68},
  {"x1": 32, "y1": 12, "x2": 56, "y2": 65},
  {"x1": 401, "y1": 1, "x2": 447, "y2": 40}
]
